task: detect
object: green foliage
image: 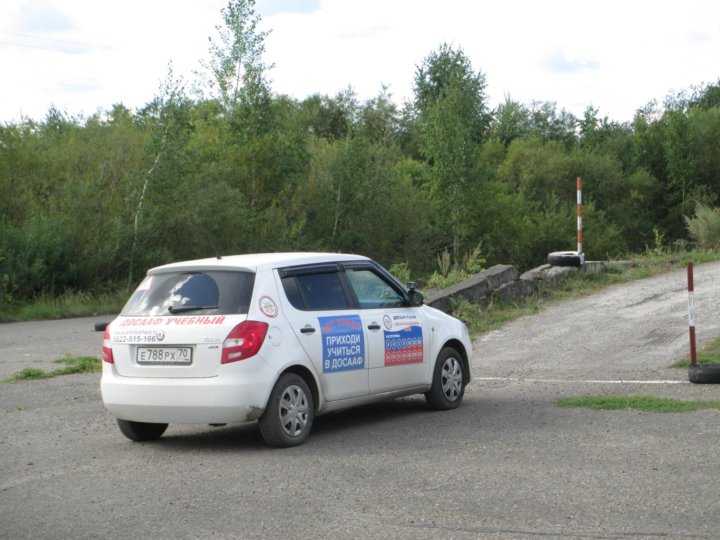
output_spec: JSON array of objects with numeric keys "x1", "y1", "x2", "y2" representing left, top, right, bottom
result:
[
  {"x1": 1, "y1": 6, "x2": 720, "y2": 303},
  {"x1": 462, "y1": 243, "x2": 486, "y2": 273},
  {"x1": 673, "y1": 332, "x2": 720, "y2": 368},
  {"x1": 489, "y1": 97, "x2": 530, "y2": 146},
  {"x1": 52, "y1": 356, "x2": 102, "y2": 375},
  {"x1": 299, "y1": 89, "x2": 359, "y2": 140},
  {"x1": 202, "y1": 0, "x2": 271, "y2": 111},
  {"x1": 426, "y1": 244, "x2": 486, "y2": 289},
  {"x1": 0, "y1": 271, "x2": 13, "y2": 309},
  {"x1": 644, "y1": 227, "x2": 668, "y2": 257},
  {"x1": 527, "y1": 101, "x2": 577, "y2": 147},
  {"x1": 0, "y1": 289, "x2": 126, "y2": 322},
  {"x1": 413, "y1": 43, "x2": 488, "y2": 134},
  {"x1": 685, "y1": 204, "x2": 720, "y2": 251},
  {"x1": 3, "y1": 356, "x2": 101, "y2": 383},
  {"x1": 689, "y1": 79, "x2": 720, "y2": 110},
  {"x1": 413, "y1": 44, "x2": 489, "y2": 261},
  {"x1": 436, "y1": 247, "x2": 451, "y2": 276},
  {"x1": 4, "y1": 368, "x2": 51, "y2": 383},
  {"x1": 388, "y1": 262, "x2": 411, "y2": 286},
  {"x1": 448, "y1": 296, "x2": 485, "y2": 327}
]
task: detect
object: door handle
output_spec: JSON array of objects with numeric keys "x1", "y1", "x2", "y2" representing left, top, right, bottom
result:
[
  {"x1": 300, "y1": 326, "x2": 316, "y2": 334},
  {"x1": 367, "y1": 323, "x2": 381, "y2": 331}
]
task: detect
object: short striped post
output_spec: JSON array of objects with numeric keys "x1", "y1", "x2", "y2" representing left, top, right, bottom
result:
[
  {"x1": 577, "y1": 176, "x2": 584, "y2": 265},
  {"x1": 688, "y1": 262, "x2": 697, "y2": 366}
]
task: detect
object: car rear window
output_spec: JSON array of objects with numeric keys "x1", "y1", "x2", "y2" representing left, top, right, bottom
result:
[{"x1": 121, "y1": 271, "x2": 255, "y2": 316}]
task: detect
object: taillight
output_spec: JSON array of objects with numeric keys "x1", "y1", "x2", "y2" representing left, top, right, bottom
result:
[
  {"x1": 102, "y1": 327, "x2": 114, "y2": 364},
  {"x1": 221, "y1": 321, "x2": 269, "y2": 364}
]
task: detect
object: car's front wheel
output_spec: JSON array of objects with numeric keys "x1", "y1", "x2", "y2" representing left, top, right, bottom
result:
[
  {"x1": 425, "y1": 347, "x2": 465, "y2": 410},
  {"x1": 259, "y1": 373, "x2": 314, "y2": 447},
  {"x1": 117, "y1": 419, "x2": 168, "y2": 441}
]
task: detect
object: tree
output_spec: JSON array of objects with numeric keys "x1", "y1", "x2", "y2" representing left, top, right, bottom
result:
[
  {"x1": 489, "y1": 96, "x2": 530, "y2": 146},
  {"x1": 663, "y1": 110, "x2": 694, "y2": 228},
  {"x1": 201, "y1": 0, "x2": 272, "y2": 115},
  {"x1": 298, "y1": 89, "x2": 359, "y2": 140},
  {"x1": 358, "y1": 86, "x2": 399, "y2": 144},
  {"x1": 689, "y1": 79, "x2": 720, "y2": 111},
  {"x1": 413, "y1": 44, "x2": 489, "y2": 262},
  {"x1": 413, "y1": 43, "x2": 488, "y2": 140},
  {"x1": 526, "y1": 101, "x2": 577, "y2": 147}
]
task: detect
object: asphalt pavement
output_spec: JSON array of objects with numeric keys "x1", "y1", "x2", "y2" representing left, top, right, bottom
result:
[{"x1": 1, "y1": 263, "x2": 720, "y2": 539}]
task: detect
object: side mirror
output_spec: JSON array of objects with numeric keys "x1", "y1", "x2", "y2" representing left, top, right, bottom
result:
[{"x1": 408, "y1": 289, "x2": 424, "y2": 307}]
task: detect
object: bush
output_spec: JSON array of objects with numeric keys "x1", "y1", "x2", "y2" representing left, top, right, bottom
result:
[
  {"x1": 685, "y1": 204, "x2": 720, "y2": 251},
  {"x1": 426, "y1": 244, "x2": 486, "y2": 288}
]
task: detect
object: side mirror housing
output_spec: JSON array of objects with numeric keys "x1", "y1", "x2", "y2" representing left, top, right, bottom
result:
[{"x1": 407, "y1": 288, "x2": 424, "y2": 307}]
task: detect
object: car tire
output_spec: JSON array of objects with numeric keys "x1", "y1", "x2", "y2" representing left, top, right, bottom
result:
[
  {"x1": 547, "y1": 251, "x2": 583, "y2": 267},
  {"x1": 258, "y1": 373, "x2": 314, "y2": 447},
  {"x1": 688, "y1": 363, "x2": 720, "y2": 384},
  {"x1": 425, "y1": 347, "x2": 465, "y2": 410},
  {"x1": 117, "y1": 419, "x2": 168, "y2": 441}
]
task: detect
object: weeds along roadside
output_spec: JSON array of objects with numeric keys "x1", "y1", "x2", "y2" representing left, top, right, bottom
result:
[{"x1": 0, "y1": 289, "x2": 128, "y2": 323}]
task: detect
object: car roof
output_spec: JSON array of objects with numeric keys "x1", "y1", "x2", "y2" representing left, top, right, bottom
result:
[{"x1": 147, "y1": 252, "x2": 370, "y2": 275}]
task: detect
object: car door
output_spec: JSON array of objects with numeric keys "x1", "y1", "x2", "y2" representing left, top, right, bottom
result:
[
  {"x1": 278, "y1": 265, "x2": 369, "y2": 401},
  {"x1": 342, "y1": 264, "x2": 431, "y2": 394}
]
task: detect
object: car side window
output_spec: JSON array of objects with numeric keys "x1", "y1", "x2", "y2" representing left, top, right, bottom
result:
[
  {"x1": 345, "y1": 268, "x2": 405, "y2": 309},
  {"x1": 282, "y1": 271, "x2": 350, "y2": 311}
]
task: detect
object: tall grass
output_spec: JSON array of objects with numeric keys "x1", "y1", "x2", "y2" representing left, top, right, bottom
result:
[
  {"x1": 0, "y1": 289, "x2": 127, "y2": 322},
  {"x1": 673, "y1": 334, "x2": 720, "y2": 368}
]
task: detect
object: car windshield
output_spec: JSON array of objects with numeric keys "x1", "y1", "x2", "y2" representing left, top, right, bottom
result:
[{"x1": 121, "y1": 271, "x2": 255, "y2": 317}]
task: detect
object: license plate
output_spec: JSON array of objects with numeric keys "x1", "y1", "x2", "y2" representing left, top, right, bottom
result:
[{"x1": 137, "y1": 347, "x2": 193, "y2": 365}]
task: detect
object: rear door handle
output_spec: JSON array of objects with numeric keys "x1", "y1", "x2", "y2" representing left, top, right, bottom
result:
[
  {"x1": 300, "y1": 326, "x2": 316, "y2": 334},
  {"x1": 368, "y1": 323, "x2": 381, "y2": 331}
]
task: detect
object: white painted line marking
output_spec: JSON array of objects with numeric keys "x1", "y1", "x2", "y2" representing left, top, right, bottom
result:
[{"x1": 474, "y1": 377, "x2": 688, "y2": 385}]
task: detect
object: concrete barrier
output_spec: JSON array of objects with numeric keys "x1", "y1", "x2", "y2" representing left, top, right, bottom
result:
[{"x1": 424, "y1": 260, "x2": 634, "y2": 314}]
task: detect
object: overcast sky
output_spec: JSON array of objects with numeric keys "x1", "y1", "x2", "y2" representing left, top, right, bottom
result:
[{"x1": 1, "y1": 0, "x2": 719, "y2": 125}]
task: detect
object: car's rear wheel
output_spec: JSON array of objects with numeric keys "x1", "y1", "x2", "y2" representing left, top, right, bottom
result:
[
  {"x1": 259, "y1": 373, "x2": 314, "y2": 447},
  {"x1": 425, "y1": 347, "x2": 465, "y2": 410},
  {"x1": 117, "y1": 419, "x2": 168, "y2": 441}
]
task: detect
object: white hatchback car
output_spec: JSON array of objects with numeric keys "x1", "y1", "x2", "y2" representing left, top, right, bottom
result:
[{"x1": 101, "y1": 253, "x2": 473, "y2": 447}]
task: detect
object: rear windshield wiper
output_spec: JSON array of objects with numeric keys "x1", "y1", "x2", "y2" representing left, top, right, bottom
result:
[{"x1": 167, "y1": 305, "x2": 219, "y2": 314}]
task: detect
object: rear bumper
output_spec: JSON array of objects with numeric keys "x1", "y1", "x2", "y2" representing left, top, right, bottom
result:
[{"x1": 100, "y1": 362, "x2": 275, "y2": 424}]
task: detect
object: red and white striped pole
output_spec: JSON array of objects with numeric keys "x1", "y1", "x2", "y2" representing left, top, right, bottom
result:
[
  {"x1": 688, "y1": 262, "x2": 697, "y2": 365},
  {"x1": 577, "y1": 176, "x2": 585, "y2": 265}
]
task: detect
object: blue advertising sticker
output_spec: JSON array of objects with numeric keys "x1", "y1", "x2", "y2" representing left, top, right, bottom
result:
[
  {"x1": 319, "y1": 315, "x2": 365, "y2": 373},
  {"x1": 384, "y1": 325, "x2": 424, "y2": 366}
]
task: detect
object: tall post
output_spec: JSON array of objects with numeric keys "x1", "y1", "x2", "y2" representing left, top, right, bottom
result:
[
  {"x1": 688, "y1": 262, "x2": 697, "y2": 366},
  {"x1": 577, "y1": 176, "x2": 584, "y2": 265}
]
